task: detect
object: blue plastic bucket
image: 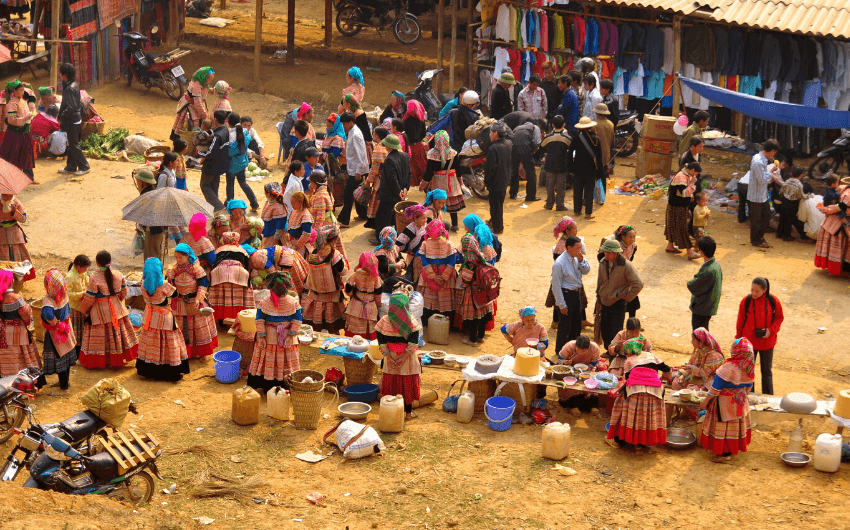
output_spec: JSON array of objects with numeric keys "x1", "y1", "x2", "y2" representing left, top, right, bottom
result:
[
  {"x1": 484, "y1": 396, "x2": 516, "y2": 432},
  {"x1": 213, "y1": 350, "x2": 241, "y2": 384}
]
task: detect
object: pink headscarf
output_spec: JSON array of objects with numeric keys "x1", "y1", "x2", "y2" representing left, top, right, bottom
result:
[
  {"x1": 355, "y1": 251, "x2": 379, "y2": 278},
  {"x1": 426, "y1": 219, "x2": 448, "y2": 241},
  {"x1": 297, "y1": 102, "x2": 312, "y2": 120},
  {"x1": 0, "y1": 270, "x2": 14, "y2": 293},
  {"x1": 404, "y1": 203, "x2": 427, "y2": 221},
  {"x1": 189, "y1": 213, "x2": 208, "y2": 242},
  {"x1": 626, "y1": 366, "x2": 662, "y2": 387},
  {"x1": 553, "y1": 216, "x2": 576, "y2": 238},
  {"x1": 404, "y1": 99, "x2": 426, "y2": 122}
]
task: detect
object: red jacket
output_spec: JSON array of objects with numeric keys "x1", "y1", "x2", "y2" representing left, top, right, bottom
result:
[{"x1": 735, "y1": 294, "x2": 783, "y2": 350}]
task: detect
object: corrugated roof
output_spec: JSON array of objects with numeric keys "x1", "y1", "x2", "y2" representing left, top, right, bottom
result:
[{"x1": 598, "y1": 0, "x2": 850, "y2": 40}]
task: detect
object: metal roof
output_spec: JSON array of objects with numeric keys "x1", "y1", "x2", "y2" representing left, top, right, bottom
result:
[{"x1": 599, "y1": 0, "x2": 850, "y2": 40}]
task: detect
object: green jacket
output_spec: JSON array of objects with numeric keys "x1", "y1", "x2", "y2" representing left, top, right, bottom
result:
[
  {"x1": 687, "y1": 257, "x2": 722, "y2": 316},
  {"x1": 678, "y1": 123, "x2": 705, "y2": 157}
]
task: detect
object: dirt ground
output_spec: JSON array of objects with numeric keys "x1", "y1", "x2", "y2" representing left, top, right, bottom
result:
[{"x1": 0, "y1": 45, "x2": 848, "y2": 530}]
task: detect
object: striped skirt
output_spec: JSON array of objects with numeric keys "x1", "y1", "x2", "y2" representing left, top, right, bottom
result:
[
  {"x1": 42, "y1": 334, "x2": 77, "y2": 375},
  {"x1": 301, "y1": 291, "x2": 345, "y2": 326},
  {"x1": 367, "y1": 174, "x2": 381, "y2": 219},
  {"x1": 176, "y1": 314, "x2": 219, "y2": 358},
  {"x1": 606, "y1": 390, "x2": 667, "y2": 446},
  {"x1": 0, "y1": 225, "x2": 30, "y2": 263},
  {"x1": 79, "y1": 317, "x2": 140, "y2": 369},
  {"x1": 419, "y1": 284, "x2": 454, "y2": 313},
  {"x1": 70, "y1": 309, "x2": 85, "y2": 346},
  {"x1": 0, "y1": 342, "x2": 40, "y2": 377},
  {"x1": 248, "y1": 340, "x2": 300, "y2": 384},
  {"x1": 699, "y1": 396, "x2": 752, "y2": 455},
  {"x1": 208, "y1": 283, "x2": 255, "y2": 320},
  {"x1": 137, "y1": 326, "x2": 188, "y2": 367},
  {"x1": 664, "y1": 204, "x2": 692, "y2": 250},
  {"x1": 344, "y1": 315, "x2": 378, "y2": 336},
  {"x1": 454, "y1": 287, "x2": 492, "y2": 321},
  {"x1": 815, "y1": 226, "x2": 849, "y2": 276}
]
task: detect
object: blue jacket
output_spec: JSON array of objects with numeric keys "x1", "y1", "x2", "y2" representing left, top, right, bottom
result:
[{"x1": 556, "y1": 88, "x2": 580, "y2": 136}]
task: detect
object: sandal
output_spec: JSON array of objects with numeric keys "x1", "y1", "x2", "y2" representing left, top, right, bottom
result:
[
  {"x1": 687, "y1": 253, "x2": 700, "y2": 260},
  {"x1": 462, "y1": 338, "x2": 476, "y2": 345},
  {"x1": 665, "y1": 248, "x2": 682, "y2": 254},
  {"x1": 754, "y1": 242, "x2": 770, "y2": 249}
]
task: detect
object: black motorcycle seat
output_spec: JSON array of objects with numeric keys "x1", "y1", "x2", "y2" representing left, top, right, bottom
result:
[
  {"x1": 88, "y1": 441, "x2": 149, "y2": 479},
  {"x1": 58, "y1": 411, "x2": 106, "y2": 443},
  {"x1": 145, "y1": 52, "x2": 163, "y2": 63}
]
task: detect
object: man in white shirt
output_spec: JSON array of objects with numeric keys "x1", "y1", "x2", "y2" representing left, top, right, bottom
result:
[
  {"x1": 337, "y1": 111, "x2": 369, "y2": 227},
  {"x1": 582, "y1": 75, "x2": 602, "y2": 119},
  {"x1": 517, "y1": 74, "x2": 548, "y2": 123},
  {"x1": 745, "y1": 139, "x2": 781, "y2": 248}
]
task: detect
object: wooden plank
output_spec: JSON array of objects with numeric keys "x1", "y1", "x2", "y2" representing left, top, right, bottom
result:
[
  {"x1": 49, "y1": 0, "x2": 60, "y2": 87},
  {"x1": 108, "y1": 434, "x2": 136, "y2": 466},
  {"x1": 130, "y1": 430, "x2": 157, "y2": 459},
  {"x1": 146, "y1": 431, "x2": 160, "y2": 448},
  {"x1": 466, "y1": 0, "x2": 474, "y2": 88},
  {"x1": 118, "y1": 431, "x2": 145, "y2": 463},
  {"x1": 97, "y1": 435, "x2": 127, "y2": 470},
  {"x1": 167, "y1": 0, "x2": 179, "y2": 47},
  {"x1": 672, "y1": 15, "x2": 682, "y2": 116},
  {"x1": 286, "y1": 0, "x2": 294, "y2": 65},
  {"x1": 133, "y1": 0, "x2": 142, "y2": 31},
  {"x1": 436, "y1": 0, "x2": 444, "y2": 95},
  {"x1": 449, "y1": 0, "x2": 457, "y2": 93},
  {"x1": 254, "y1": 0, "x2": 262, "y2": 87},
  {"x1": 324, "y1": 0, "x2": 332, "y2": 48}
]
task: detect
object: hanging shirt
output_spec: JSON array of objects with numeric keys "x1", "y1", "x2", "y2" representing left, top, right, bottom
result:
[
  {"x1": 739, "y1": 74, "x2": 762, "y2": 96},
  {"x1": 520, "y1": 9, "x2": 528, "y2": 48},
  {"x1": 495, "y1": 4, "x2": 511, "y2": 41},
  {"x1": 552, "y1": 14, "x2": 565, "y2": 49},
  {"x1": 509, "y1": 6, "x2": 518, "y2": 43},
  {"x1": 494, "y1": 46, "x2": 510, "y2": 78},
  {"x1": 803, "y1": 80, "x2": 822, "y2": 107},
  {"x1": 476, "y1": 26, "x2": 494, "y2": 61},
  {"x1": 646, "y1": 70, "x2": 665, "y2": 99},
  {"x1": 763, "y1": 79, "x2": 779, "y2": 100},
  {"x1": 539, "y1": 11, "x2": 548, "y2": 52},
  {"x1": 628, "y1": 64, "x2": 645, "y2": 97},
  {"x1": 680, "y1": 63, "x2": 696, "y2": 105},
  {"x1": 522, "y1": 50, "x2": 535, "y2": 84},
  {"x1": 507, "y1": 48, "x2": 523, "y2": 79},
  {"x1": 613, "y1": 67, "x2": 625, "y2": 96},
  {"x1": 661, "y1": 27, "x2": 674, "y2": 75},
  {"x1": 573, "y1": 17, "x2": 586, "y2": 53},
  {"x1": 606, "y1": 21, "x2": 618, "y2": 56},
  {"x1": 698, "y1": 71, "x2": 713, "y2": 109}
]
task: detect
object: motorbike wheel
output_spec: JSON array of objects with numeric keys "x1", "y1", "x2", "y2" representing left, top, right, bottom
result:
[
  {"x1": 808, "y1": 153, "x2": 843, "y2": 180},
  {"x1": 468, "y1": 166, "x2": 489, "y2": 200},
  {"x1": 162, "y1": 71, "x2": 184, "y2": 101},
  {"x1": 394, "y1": 14, "x2": 421, "y2": 45},
  {"x1": 615, "y1": 127, "x2": 639, "y2": 158},
  {"x1": 110, "y1": 470, "x2": 155, "y2": 506},
  {"x1": 0, "y1": 405, "x2": 24, "y2": 444},
  {"x1": 336, "y1": 7, "x2": 363, "y2": 37}
]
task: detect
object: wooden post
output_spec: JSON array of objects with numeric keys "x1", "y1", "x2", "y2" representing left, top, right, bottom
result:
[
  {"x1": 254, "y1": 0, "x2": 262, "y2": 87},
  {"x1": 436, "y1": 0, "x2": 444, "y2": 95},
  {"x1": 134, "y1": 0, "x2": 142, "y2": 31},
  {"x1": 672, "y1": 15, "x2": 682, "y2": 116},
  {"x1": 466, "y1": 0, "x2": 473, "y2": 88},
  {"x1": 167, "y1": 0, "x2": 179, "y2": 46},
  {"x1": 220, "y1": 0, "x2": 226, "y2": 11},
  {"x1": 31, "y1": 0, "x2": 41, "y2": 55},
  {"x1": 449, "y1": 0, "x2": 457, "y2": 93},
  {"x1": 49, "y1": 0, "x2": 60, "y2": 85},
  {"x1": 108, "y1": 23, "x2": 118, "y2": 78},
  {"x1": 324, "y1": 0, "x2": 332, "y2": 47},
  {"x1": 286, "y1": 0, "x2": 294, "y2": 64}
]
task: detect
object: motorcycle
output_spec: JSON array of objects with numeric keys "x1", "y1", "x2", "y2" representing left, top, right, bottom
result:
[
  {"x1": 335, "y1": 0, "x2": 422, "y2": 45},
  {"x1": 808, "y1": 129, "x2": 850, "y2": 179},
  {"x1": 122, "y1": 26, "x2": 190, "y2": 101},
  {"x1": 613, "y1": 111, "x2": 639, "y2": 158},
  {"x1": 0, "y1": 367, "x2": 40, "y2": 444},
  {"x1": 404, "y1": 69, "x2": 453, "y2": 123},
  {"x1": 460, "y1": 155, "x2": 488, "y2": 199}
]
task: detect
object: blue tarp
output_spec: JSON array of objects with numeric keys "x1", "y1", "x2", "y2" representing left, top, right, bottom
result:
[{"x1": 679, "y1": 76, "x2": 850, "y2": 130}]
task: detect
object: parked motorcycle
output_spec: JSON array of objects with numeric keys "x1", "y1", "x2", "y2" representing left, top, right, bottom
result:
[
  {"x1": 403, "y1": 69, "x2": 453, "y2": 123},
  {"x1": 335, "y1": 0, "x2": 422, "y2": 45},
  {"x1": 0, "y1": 367, "x2": 40, "y2": 444},
  {"x1": 613, "y1": 111, "x2": 639, "y2": 158},
  {"x1": 122, "y1": 27, "x2": 190, "y2": 101},
  {"x1": 460, "y1": 155, "x2": 488, "y2": 199},
  {"x1": 808, "y1": 129, "x2": 850, "y2": 179}
]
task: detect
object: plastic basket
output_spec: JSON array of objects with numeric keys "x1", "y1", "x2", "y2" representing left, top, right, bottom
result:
[
  {"x1": 213, "y1": 350, "x2": 242, "y2": 384},
  {"x1": 484, "y1": 396, "x2": 515, "y2": 432}
]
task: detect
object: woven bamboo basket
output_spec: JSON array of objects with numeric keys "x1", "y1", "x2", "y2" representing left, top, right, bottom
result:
[
  {"x1": 467, "y1": 379, "x2": 496, "y2": 414},
  {"x1": 393, "y1": 200, "x2": 419, "y2": 233},
  {"x1": 232, "y1": 336, "x2": 255, "y2": 374},
  {"x1": 290, "y1": 384, "x2": 338, "y2": 430},
  {"x1": 496, "y1": 382, "x2": 538, "y2": 413},
  {"x1": 343, "y1": 356, "x2": 376, "y2": 386},
  {"x1": 284, "y1": 369, "x2": 325, "y2": 392},
  {"x1": 80, "y1": 121, "x2": 107, "y2": 140},
  {"x1": 177, "y1": 129, "x2": 197, "y2": 152},
  {"x1": 144, "y1": 145, "x2": 171, "y2": 164}
]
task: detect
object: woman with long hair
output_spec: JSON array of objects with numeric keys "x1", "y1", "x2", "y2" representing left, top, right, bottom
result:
[{"x1": 734, "y1": 277, "x2": 783, "y2": 395}]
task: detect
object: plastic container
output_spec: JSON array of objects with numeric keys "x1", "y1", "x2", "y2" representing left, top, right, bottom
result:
[
  {"x1": 267, "y1": 387, "x2": 290, "y2": 421},
  {"x1": 457, "y1": 390, "x2": 475, "y2": 424},
  {"x1": 231, "y1": 386, "x2": 260, "y2": 425},
  {"x1": 813, "y1": 433, "x2": 842, "y2": 472},
  {"x1": 237, "y1": 309, "x2": 257, "y2": 333},
  {"x1": 542, "y1": 422, "x2": 571, "y2": 460},
  {"x1": 378, "y1": 394, "x2": 405, "y2": 433},
  {"x1": 484, "y1": 396, "x2": 516, "y2": 432},
  {"x1": 343, "y1": 383, "x2": 379, "y2": 403},
  {"x1": 213, "y1": 350, "x2": 242, "y2": 384},
  {"x1": 426, "y1": 314, "x2": 450, "y2": 345},
  {"x1": 787, "y1": 420, "x2": 803, "y2": 454}
]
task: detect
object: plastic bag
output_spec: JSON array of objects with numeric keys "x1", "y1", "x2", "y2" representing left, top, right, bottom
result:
[
  {"x1": 379, "y1": 291, "x2": 424, "y2": 320},
  {"x1": 442, "y1": 380, "x2": 466, "y2": 413},
  {"x1": 329, "y1": 420, "x2": 385, "y2": 459},
  {"x1": 80, "y1": 378, "x2": 131, "y2": 429},
  {"x1": 594, "y1": 179, "x2": 606, "y2": 205},
  {"x1": 132, "y1": 231, "x2": 145, "y2": 257}
]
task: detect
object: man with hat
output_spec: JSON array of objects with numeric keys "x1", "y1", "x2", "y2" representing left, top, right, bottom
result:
[
  {"x1": 134, "y1": 167, "x2": 167, "y2": 263},
  {"x1": 303, "y1": 146, "x2": 324, "y2": 189},
  {"x1": 490, "y1": 72, "x2": 516, "y2": 121},
  {"x1": 448, "y1": 90, "x2": 481, "y2": 152},
  {"x1": 517, "y1": 74, "x2": 548, "y2": 123},
  {"x1": 374, "y1": 134, "x2": 411, "y2": 237},
  {"x1": 570, "y1": 116, "x2": 606, "y2": 219},
  {"x1": 484, "y1": 122, "x2": 512, "y2": 234},
  {"x1": 596, "y1": 239, "x2": 643, "y2": 349},
  {"x1": 338, "y1": 111, "x2": 369, "y2": 227},
  {"x1": 594, "y1": 102, "x2": 615, "y2": 179}
]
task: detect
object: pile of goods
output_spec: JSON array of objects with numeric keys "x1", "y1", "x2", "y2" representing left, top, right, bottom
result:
[
  {"x1": 618, "y1": 174, "x2": 668, "y2": 197},
  {"x1": 245, "y1": 162, "x2": 270, "y2": 179},
  {"x1": 80, "y1": 128, "x2": 131, "y2": 160}
]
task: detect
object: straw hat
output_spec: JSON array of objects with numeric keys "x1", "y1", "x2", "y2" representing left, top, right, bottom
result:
[
  {"x1": 498, "y1": 72, "x2": 517, "y2": 85},
  {"x1": 594, "y1": 102, "x2": 610, "y2": 115},
  {"x1": 575, "y1": 116, "x2": 597, "y2": 129},
  {"x1": 382, "y1": 134, "x2": 402, "y2": 150},
  {"x1": 600, "y1": 240, "x2": 622, "y2": 253}
]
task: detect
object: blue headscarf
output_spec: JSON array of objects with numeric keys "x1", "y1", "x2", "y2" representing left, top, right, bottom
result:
[
  {"x1": 519, "y1": 306, "x2": 536, "y2": 317},
  {"x1": 392, "y1": 90, "x2": 404, "y2": 100},
  {"x1": 424, "y1": 189, "x2": 448, "y2": 210},
  {"x1": 374, "y1": 225, "x2": 397, "y2": 252},
  {"x1": 462, "y1": 213, "x2": 494, "y2": 249},
  {"x1": 142, "y1": 257, "x2": 163, "y2": 295},
  {"x1": 226, "y1": 199, "x2": 247, "y2": 214},
  {"x1": 241, "y1": 244, "x2": 257, "y2": 256},
  {"x1": 174, "y1": 243, "x2": 197, "y2": 263},
  {"x1": 326, "y1": 115, "x2": 347, "y2": 141},
  {"x1": 348, "y1": 66, "x2": 365, "y2": 86}
]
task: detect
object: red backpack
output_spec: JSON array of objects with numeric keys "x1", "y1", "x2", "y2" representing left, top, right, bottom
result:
[{"x1": 472, "y1": 264, "x2": 501, "y2": 308}]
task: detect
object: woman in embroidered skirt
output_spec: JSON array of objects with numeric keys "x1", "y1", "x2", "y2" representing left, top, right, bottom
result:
[
  {"x1": 0, "y1": 193, "x2": 32, "y2": 267},
  {"x1": 167, "y1": 244, "x2": 218, "y2": 358},
  {"x1": 501, "y1": 306, "x2": 549, "y2": 354},
  {"x1": 665, "y1": 162, "x2": 701, "y2": 260},
  {"x1": 403, "y1": 100, "x2": 428, "y2": 187},
  {"x1": 814, "y1": 184, "x2": 850, "y2": 276},
  {"x1": 307, "y1": 171, "x2": 346, "y2": 259},
  {"x1": 172, "y1": 67, "x2": 213, "y2": 136},
  {"x1": 416, "y1": 220, "x2": 458, "y2": 325},
  {"x1": 302, "y1": 225, "x2": 348, "y2": 333},
  {"x1": 261, "y1": 182, "x2": 287, "y2": 247},
  {"x1": 455, "y1": 237, "x2": 493, "y2": 345},
  {"x1": 607, "y1": 317, "x2": 651, "y2": 377},
  {"x1": 420, "y1": 130, "x2": 464, "y2": 231},
  {"x1": 462, "y1": 214, "x2": 500, "y2": 264},
  {"x1": 374, "y1": 226, "x2": 405, "y2": 280},
  {"x1": 377, "y1": 290, "x2": 423, "y2": 419},
  {"x1": 396, "y1": 204, "x2": 429, "y2": 282},
  {"x1": 287, "y1": 191, "x2": 313, "y2": 255},
  {"x1": 136, "y1": 258, "x2": 189, "y2": 381},
  {"x1": 0, "y1": 80, "x2": 37, "y2": 182},
  {"x1": 0, "y1": 270, "x2": 39, "y2": 378},
  {"x1": 343, "y1": 252, "x2": 383, "y2": 339},
  {"x1": 599, "y1": 225, "x2": 641, "y2": 318},
  {"x1": 700, "y1": 337, "x2": 755, "y2": 462},
  {"x1": 66, "y1": 254, "x2": 90, "y2": 357},
  {"x1": 212, "y1": 80, "x2": 232, "y2": 114},
  {"x1": 607, "y1": 339, "x2": 670, "y2": 450},
  {"x1": 672, "y1": 327, "x2": 724, "y2": 391},
  {"x1": 365, "y1": 127, "x2": 389, "y2": 230},
  {"x1": 180, "y1": 213, "x2": 217, "y2": 274},
  {"x1": 546, "y1": 216, "x2": 587, "y2": 329},
  {"x1": 247, "y1": 272, "x2": 302, "y2": 393},
  {"x1": 78, "y1": 251, "x2": 138, "y2": 368},
  {"x1": 323, "y1": 113, "x2": 346, "y2": 162},
  {"x1": 208, "y1": 232, "x2": 255, "y2": 321},
  {"x1": 40, "y1": 269, "x2": 77, "y2": 395}
]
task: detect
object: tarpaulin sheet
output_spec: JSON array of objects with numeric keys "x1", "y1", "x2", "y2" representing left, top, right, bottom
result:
[{"x1": 679, "y1": 76, "x2": 850, "y2": 130}]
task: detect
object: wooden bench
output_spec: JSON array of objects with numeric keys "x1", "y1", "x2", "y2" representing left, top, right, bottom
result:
[{"x1": 17, "y1": 50, "x2": 49, "y2": 78}]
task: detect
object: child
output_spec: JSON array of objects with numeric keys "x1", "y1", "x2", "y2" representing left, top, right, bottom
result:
[
  {"x1": 303, "y1": 147, "x2": 324, "y2": 189},
  {"x1": 501, "y1": 306, "x2": 549, "y2": 354},
  {"x1": 193, "y1": 118, "x2": 214, "y2": 153},
  {"x1": 41, "y1": 268, "x2": 78, "y2": 395},
  {"x1": 692, "y1": 191, "x2": 710, "y2": 237},
  {"x1": 66, "y1": 254, "x2": 91, "y2": 356},
  {"x1": 823, "y1": 174, "x2": 841, "y2": 208},
  {"x1": 173, "y1": 138, "x2": 188, "y2": 190},
  {"x1": 212, "y1": 80, "x2": 232, "y2": 113},
  {"x1": 261, "y1": 181, "x2": 287, "y2": 247},
  {"x1": 157, "y1": 151, "x2": 178, "y2": 189},
  {"x1": 283, "y1": 160, "x2": 305, "y2": 214}
]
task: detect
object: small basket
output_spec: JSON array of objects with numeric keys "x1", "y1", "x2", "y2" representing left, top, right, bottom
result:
[
  {"x1": 284, "y1": 369, "x2": 325, "y2": 392},
  {"x1": 290, "y1": 384, "x2": 338, "y2": 430},
  {"x1": 343, "y1": 356, "x2": 376, "y2": 386},
  {"x1": 394, "y1": 200, "x2": 419, "y2": 233},
  {"x1": 144, "y1": 145, "x2": 171, "y2": 164}
]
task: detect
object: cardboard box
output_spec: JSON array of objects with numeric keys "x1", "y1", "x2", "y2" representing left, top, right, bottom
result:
[
  {"x1": 644, "y1": 138, "x2": 673, "y2": 155},
  {"x1": 635, "y1": 150, "x2": 674, "y2": 179},
  {"x1": 642, "y1": 115, "x2": 678, "y2": 141}
]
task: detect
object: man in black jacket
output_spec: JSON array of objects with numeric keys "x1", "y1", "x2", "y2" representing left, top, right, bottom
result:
[
  {"x1": 198, "y1": 109, "x2": 230, "y2": 211},
  {"x1": 540, "y1": 115, "x2": 571, "y2": 211},
  {"x1": 448, "y1": 91, "x2": 481, "y2": 152},
  {"x1": 490, "y1": 72, "x2": 516, "y2": 121},
  {"x1": 374, "y1": 133, "x2": 411, "y2": 238},
  {"x1": 540, "y1": 61, "x2": 561, "y2": 124},
  {"x1": 289, "y1": 120, "x2": 316, "y2": 164},
  {"x1": 57, "y1": 63, "x2": 90, "y2": 176},
  {"x1": 570, "y1": 117, "x2": 605, "y2": 219},
  {"x1": 599, "y1": 79, "x2": 619, "y2": 126},
  {"x1": 484, "y1": 122, "x2": 512, "y2": 234},
  {"x1": 509, "y1": 121, "x2": 541, "y2": 201}
]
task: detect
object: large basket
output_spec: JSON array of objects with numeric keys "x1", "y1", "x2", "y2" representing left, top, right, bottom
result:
[
  {"x1": 80, "y1": 121, "x2": 107, "y2": 140},
  {"x1": 284, "y1": 369, "x2": 325, "y2": 392},
  {"x1": 394, "y1": 200, "x2": 419, "y2": 233},
  {"x1": 30, "y1": 300, "x2": 44, "y2": 342},
  {"x1": 496, "y1": 382, "x2": 537, "y2": 413},
  {"x1": 467, "y1": 379, "x2": 496, "y2": 414},
  {"x1": 177, "y1": 129, "x2": 197, "y2": 153},
  {"x1": 232, "y1": 336, "x2": 255, "y2": 374},
  {"x1": 290, "y1": 384, "x2": 338, "y2": 430},
  {"x1": 145, "y1": 145, "x2": 171, "y2": 164},
  {"x1": 343, "y1": 356, "x2": 376, "y2": 386}
]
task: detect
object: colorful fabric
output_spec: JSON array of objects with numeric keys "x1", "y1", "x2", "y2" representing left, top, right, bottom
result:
[
  {"x1": 553, "y1": 216, "x2": 576, "y2": 238},
  {"x1": 622, "y1": 338, "x2": 645, "y2": 356},
  {"x1": 693, "y1": 327, "x2": 721, "y2": 355},
  {"x1": 380, "y1": 371, "x2": 421, "y2": 405},
  {"x1": 143, "y1": 258, "x2": 164, "y2": 295},
  {"x1": 0, "y1": 270, "x2": 14, "y2": 293},
  {"x1": 463, "y1": 213, "x2": 494, "y2": 249},
  {"x1": 327, "y1": 114, "x2": 347, "y2": 141},
  {"x1": 426, "y1": 130, "x2": 456, "y2": 163},
  {"x1": 67, "y1": 0, "x2": 100, "y2": 41},
  {"x1": 43, "y1": 268, "x2": 67, "y2": 307},
  {"x1": 355, "y1": 251, "x2": 379, "y2": 278},
  {"x1": 607, "y1": 391, "x2": 666, "y2": 445},
  {"x1": 519, "y1": 306, "x2": 536, "y2": 317},
  {"x1": 615, "y1": 224, "x2": 635, "y2": 240},
  {"x1": 404, "y1": 100, "x2": 426, "y2": 122},
  {"x1": 192, "y1": 67, "x2": 214, "y2": 85},
  {"x1": 376, "y1": 226, "x2": 397, "y2": 252},
  {"x1": 700, "y1": 402, "x2": 752, "y2": 455},
  {"x1": 98, "y1": 0, "x2": 137, "y2": 29},
  {"x1": 213, "y1": 80, "x2": 231, "y2": 98},
  {"x1": 226, "y1": 199, "x2": 247, "y2": 214},
  {"x1": 312, "y1": 224, "x2": 340, "y2": 253},
  {"x1": 719, "y1": 337, "x2": 756, "y2": 384},
  {"x1": 220, "y1": 231, "x2": 240, "y2": 246},
  {"x1": 461, "y1": 235, "x2": 487, "y2": 266},
  {"x1": 404, "y1": 203, "x2": 427, "y2": 221},
  {"x1": 296, "y1": 102, "x2": 312, "y2": 120},
  {"x1": 627, "y1": 366, "x2": 662, "y2": 387},
  {"x1": 424, "y1": 189, "x2": 447, "y2": 208},
  {"x1": 426, "y1": 219, "x2": 448, "y2": 241},
  {"x1": 342, "y1": 93, "x2": 362, "y2": 110},
  {"x1": 388, "y1": 291, "x2": 416, "y2": 338}
]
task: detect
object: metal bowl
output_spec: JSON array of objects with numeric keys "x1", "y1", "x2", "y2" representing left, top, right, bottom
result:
[
  {"x1": 780, "y1": 452, "x2": 811, "y2": 468},
  {"x1": 338, "y1": 402, "x2": 372, "y2": 421},
  {"x1": 665, "y1": 428, "x2": 697, "y2": 450}
]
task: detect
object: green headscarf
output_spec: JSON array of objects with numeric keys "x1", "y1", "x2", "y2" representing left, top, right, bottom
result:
[
  {"x1": 5, "y1": 80, "x2": 22, "y2": 103},
  {"x1": 37, "y1": 86, "x2": 54, "y2": 96},
  {"x1": 622, "y1": 338, "x2": 645, "y2": 356},
  {"x1": 191, "y1": 67, "x2": 214, "y2": 86}
]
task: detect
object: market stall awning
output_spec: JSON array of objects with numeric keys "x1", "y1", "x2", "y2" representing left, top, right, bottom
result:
[{"x1": 679, "y1": 76, "x2": 850, "y2": 129}]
